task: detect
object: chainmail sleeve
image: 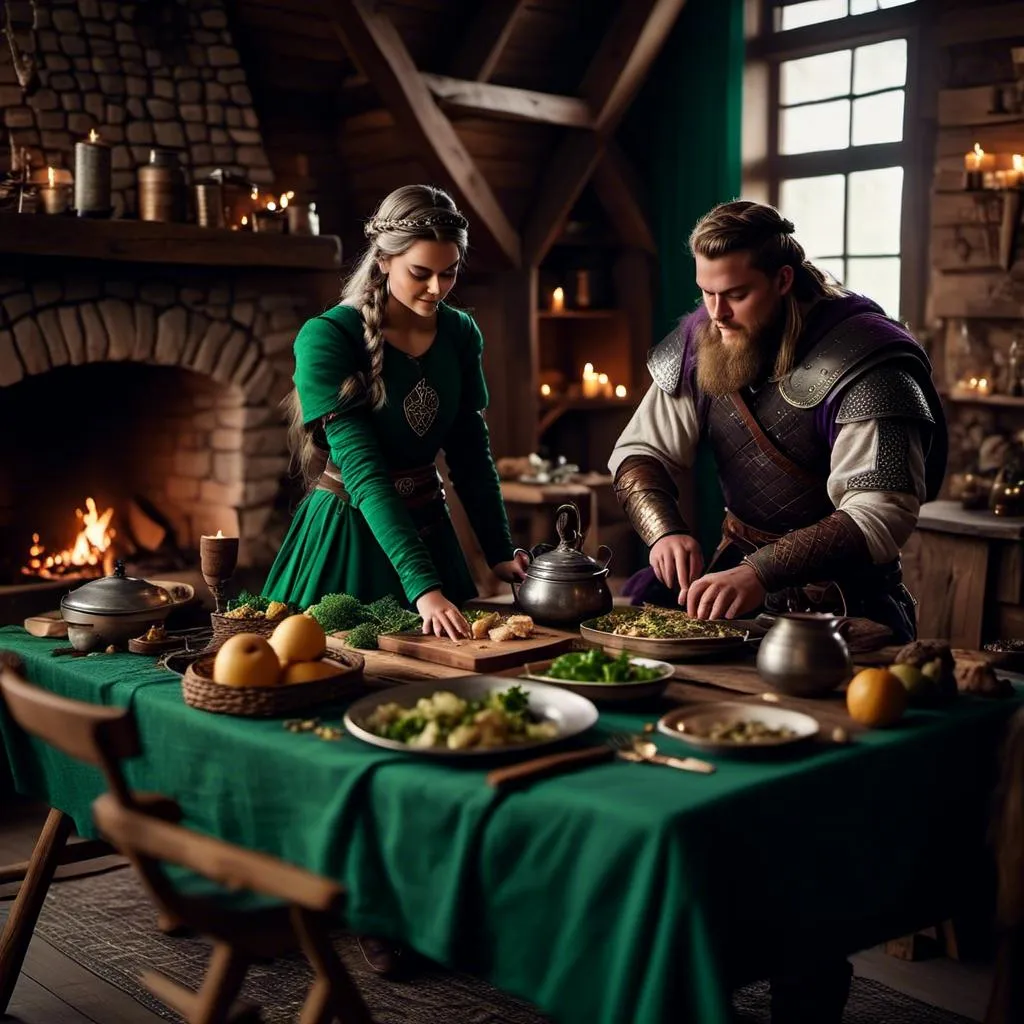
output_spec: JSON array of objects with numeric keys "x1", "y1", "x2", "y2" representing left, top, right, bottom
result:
[
  {"x1": 613, "y1": 455, "x2": 689, "y2": 548},
  {"x1": 743, "y1": 509, "x2": 871, "y2": 593}
]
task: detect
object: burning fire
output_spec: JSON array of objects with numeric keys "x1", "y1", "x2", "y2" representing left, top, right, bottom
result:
[{"x1": 22, "y1": 497, "x2": 116, "y2": 578}]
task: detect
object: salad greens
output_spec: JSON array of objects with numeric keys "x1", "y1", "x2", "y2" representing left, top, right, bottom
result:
[
  {"x1": 365, "y1": 685, "x2": 555, "y2": 750},
  {"x1": 545, "y1": 649, "x2": 663, "y2": 684}
]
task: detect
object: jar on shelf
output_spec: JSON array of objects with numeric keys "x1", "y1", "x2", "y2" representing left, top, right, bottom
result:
[{"x1": 137, "y1": 149, "x2": 186, "y2": 223}]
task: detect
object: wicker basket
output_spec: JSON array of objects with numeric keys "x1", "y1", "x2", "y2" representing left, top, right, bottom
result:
[
  {"x1": 209, "y1": 612, "x2": 280, "y2": 647},
  {"x1": 182, "y1": 650, "x2": 365, "y2": 717}
]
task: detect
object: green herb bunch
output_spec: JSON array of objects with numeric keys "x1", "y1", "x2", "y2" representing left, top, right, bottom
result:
[{"x1": 302, "y1": 591, "x2": 421, "y2": 649}]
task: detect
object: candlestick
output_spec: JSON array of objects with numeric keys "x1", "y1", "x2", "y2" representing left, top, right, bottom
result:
[
  {"x1": 200, "y1": 531, "x2": 239, "y2": 614},
  {"x1": 551, "y1": 287, "x2": 565, "y2": 314},
  {"x1": 74, "y1": 129, "x2": 111, "y2": 217},
  {"x1": 38, "y1": 166, "x2": 71, "y2": 214}
]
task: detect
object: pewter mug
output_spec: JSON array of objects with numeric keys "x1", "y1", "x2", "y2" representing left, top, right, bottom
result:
[
  {"x1": 512, "y1": 502, "x2": 613, "y2": 626},
  {"x1": 755, "y1": 612, "x2": 852, "y2": 697}
]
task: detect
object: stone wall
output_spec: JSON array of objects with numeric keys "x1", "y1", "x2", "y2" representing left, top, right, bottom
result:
[
  {"x1": 0, "y1": 269, "x2": 311, "y2": 572},
  {"x1": 1, "y1": 0, "x2": 274, "y2": 216}
]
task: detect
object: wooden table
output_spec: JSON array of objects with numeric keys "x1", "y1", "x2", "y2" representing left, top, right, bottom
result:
[
  {"x1": 903, "y1": 500, "x2": 1024, "y2": 648},
  {"x1": 499, "y1": 475, "x2": 612, "y2": 558}
]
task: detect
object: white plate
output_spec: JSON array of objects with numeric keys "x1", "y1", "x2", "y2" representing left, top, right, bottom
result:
[
  {"x1": 343, "y1": 676, "x2": 599, "y2": 757},
  {"x1": 658, "y1": 701, "x2": 819, "y2": 756},
  {"x1": 520, "y1": 656, "x2": 674, "y2": 703}
]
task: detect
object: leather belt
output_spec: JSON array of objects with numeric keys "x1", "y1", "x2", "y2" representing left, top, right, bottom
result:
[{"x1": 315, "y1": 462, "x2": 444, "y2": 510}]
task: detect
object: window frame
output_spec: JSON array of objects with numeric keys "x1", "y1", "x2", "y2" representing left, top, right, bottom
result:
[{"x1": 743, "y1": 0, "x2": 931, "y2": 326}]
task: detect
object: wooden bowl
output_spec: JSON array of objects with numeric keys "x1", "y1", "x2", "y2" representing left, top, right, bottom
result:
[{"x1": 182, "y1": 650, "x2": 364, "y2": 717}]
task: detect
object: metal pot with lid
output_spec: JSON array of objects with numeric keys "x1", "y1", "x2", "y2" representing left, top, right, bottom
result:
[
  {"x1": 512, "y1": 503, "x2": 613, "y2": 626},
  {"x1": 61, "y1": 561, "x2": 174, "y2": 649}
]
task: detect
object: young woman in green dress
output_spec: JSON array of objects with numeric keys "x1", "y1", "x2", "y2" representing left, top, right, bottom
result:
[{"x1": 264, "y1": 183, "x2": 526, "y2": 641}]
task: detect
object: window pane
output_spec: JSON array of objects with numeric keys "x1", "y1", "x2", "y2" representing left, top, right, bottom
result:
[
  {"x1": 781, "y1": 99, "x2": 851, "y2": 154},
  {"x1": 853, "y1": 39, "x2": 906, "y2": 94},
  {"x1": 851, "y1": 90, "x2": 904, "y2": 145},
  {"x1": 780, "y1": 0, "x2": 848, "y2": 31},
  {"x1": 846, "y1": 257, "x2": 901, "y2": 315},
  {"x1": 815, "y1": 257, "x2": 846, "y2": 285},
  {"x1": 847, "y1": 167, "x2": 903, "y2": 255},
  {"x1": 781, "y1": 51, "x2": 851, "y2": 105},
  {"x1": 779, "y1": 175, "x2": 846, "y2": 259}
]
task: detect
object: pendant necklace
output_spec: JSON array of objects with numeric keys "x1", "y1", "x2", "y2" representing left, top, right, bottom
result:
[{"x1": 400, "y1": 350, "x2": 439, "y2": 437}]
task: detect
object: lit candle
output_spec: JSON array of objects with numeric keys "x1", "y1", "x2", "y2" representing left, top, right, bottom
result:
[
  {"x1": 74, "y1": 129, "x2": 111, "y2": 217},
  {"x1": 614, "y1": 384, "x2": 627, "y2": 398},
  {"x1": 598, "y1": 372, "x2": 613, "y2": 398},
  {"x1": 977, "y1": 376, "x2": 992, "y2": 396},
  {"x1": 199, "y1": 530, "x2": 239, "y2": 613},
  {"x1": 540, "y1": 383, "x2": 552, "y2": 397},
  {"x1": 551, "y1": 287, "x2": 565, "y2": 314},
  {"x1": 38, "y1": 165, "x2": 71, "y2": 215},
  {"x1": 1008, "y1": 154, "x2": 1024, "y2": 189},
  {"x1": 582, "y1": 362, "x2": 600, "y2": 398}
]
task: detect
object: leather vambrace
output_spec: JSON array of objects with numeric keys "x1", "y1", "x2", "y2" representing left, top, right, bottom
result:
[
  {"x1": 743, "y1": 509, "x2": 872, "y2": 594},
  {"x1": 613, "y1": 455, "x2": 689, "y2": 548}
]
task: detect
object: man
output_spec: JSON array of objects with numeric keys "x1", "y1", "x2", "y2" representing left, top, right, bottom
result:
[{"x1": 610, "y1": 200, "x2": 946, "y2": 644}]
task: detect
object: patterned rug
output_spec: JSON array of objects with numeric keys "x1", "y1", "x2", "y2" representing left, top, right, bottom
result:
[{"x1": 3, "y1": 867, "x2": 979, "y2": 1023}]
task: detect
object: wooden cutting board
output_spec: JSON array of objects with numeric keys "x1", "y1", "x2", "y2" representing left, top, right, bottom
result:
[{"x1": 374, "y1": 625, "x2": 578, "y2": 672}]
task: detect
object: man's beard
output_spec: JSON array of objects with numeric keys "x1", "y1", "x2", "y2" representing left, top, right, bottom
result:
[{"x1": 694, "y1": 310, "x2": 784, "y2": 398}]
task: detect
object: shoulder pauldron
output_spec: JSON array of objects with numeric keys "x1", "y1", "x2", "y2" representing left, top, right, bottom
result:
[
  {"x1": 835, "y1": 367, "x2": 934, "y2": 425},
  {"x1": 646, "y1": 328, "x2": 685, "y2": 395}
]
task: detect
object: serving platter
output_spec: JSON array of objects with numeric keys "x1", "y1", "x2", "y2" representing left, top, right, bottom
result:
[
  {"x1": 519, "y1": 656, "x2": 674, "y2": 703},
  {"x1": 658, "y1": 701, "x2": 819, "y2": 757},
  {"x1": 343, "y1": 676, "x2": 598, "y2": 758},
  {"x1": 579, "y1": 613, "x2": 765, "y2": 661}
]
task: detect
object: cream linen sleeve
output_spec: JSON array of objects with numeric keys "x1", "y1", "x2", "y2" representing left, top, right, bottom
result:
[
  {"x1": 827, "y1": 419, "x2": 927, "y2": 563},
  {"x1": 607, "y1": 381, "x2": 701, "y2": 479}
]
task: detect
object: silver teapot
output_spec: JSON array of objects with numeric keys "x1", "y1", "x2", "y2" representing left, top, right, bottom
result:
[
  {"x1": 512, "y1": 503, "x2": 613, "y2": 627},
  {"x1": 755, "y1": 613, "x2": 852, "y2": 697}
]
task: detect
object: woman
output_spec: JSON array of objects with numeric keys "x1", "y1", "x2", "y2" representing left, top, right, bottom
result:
[{"x1": 264, "y1": 184, "x2": 525, "y2": 641}]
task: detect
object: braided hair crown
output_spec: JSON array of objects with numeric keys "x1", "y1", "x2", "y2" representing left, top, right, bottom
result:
[{"x1": 362, "y1": 184, "x2": 469, "y2": 242}]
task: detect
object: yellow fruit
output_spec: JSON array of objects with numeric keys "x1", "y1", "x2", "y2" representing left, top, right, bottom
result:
[
  {"x1": 269, "y1": 614, "x2": 327, "y2": 665},
  {"x1": 846, "y1": 667, "x2": 908, "y2": 727},
  {"x1": 212, "y1": 633, "x2": 280, "y2": 688},
  {"x1": 281, "y1": 660, "x2": 338, "y2": 685}
]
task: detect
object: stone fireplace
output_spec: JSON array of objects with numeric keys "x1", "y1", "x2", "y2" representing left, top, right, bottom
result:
[{"x1": 0, "y1": 261, "x2": 334, "y2": 584}]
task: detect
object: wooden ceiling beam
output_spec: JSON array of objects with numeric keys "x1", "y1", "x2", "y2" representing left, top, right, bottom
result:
[
  {"x1": 421, "y1": 75, "x2": 593, "y2": 128},
  {"x1": 591, "y1": 142, "x2": 656, "y2": 255},
  {"x1": 450, "y1": 0, "x2": 529, "y2": 83},
  {"x1": 321, "y1": 0, "x2": 521, "y2": 269},
  {"x1": 522, "y1": 0, "x2": 687, "y2": 266}
]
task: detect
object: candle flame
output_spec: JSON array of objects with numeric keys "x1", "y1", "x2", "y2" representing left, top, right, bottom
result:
[
  {"x1": 615, "y1": 385, "x2": 627, "y2": 398},
  {"x1": 251, "y1": 185, "x2": 259, "y2": 200},
  {"x1": 1015, "y1": 154, "x2": 1024, "y2": 172},
  {"x1": 216, "y1": 529, "x2": 224, "y2": 538},
  {"x1": 540, "y1": 383, "x2": 552, "y2": 396},
  {"x1": 597, "y1": 373, "x2": 608, "y2": 385},
  {"x1": 583, "y1": 362, "x2": 594, "y2": 375},
  {"x1": 279, "y1": 193, "x2": 289, "y2": 209},
  {"x1": 47, "y1": 166, "x2": 55, "y2": 188},
  {"x1": 241, "y1": 215, "x2": 248, "y2": 226},
  {"x1": 88, "y1": 129, "x2": 99, "y2": 143},
  {"x1": 974, "y1": 143, "x2": 984, "y2": 159},
  {"x1": 266, "y1": 201, "x2": 277, "y2": 212}
]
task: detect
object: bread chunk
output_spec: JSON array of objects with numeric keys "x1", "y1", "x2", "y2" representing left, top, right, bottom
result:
[
  {"x1": 471, "y1": 612, "x2": 501, "y2": 639},
  {"x1": 505, "y1": 614, "x2": 534, "y2": 638},
  {"x1": 488, "y1": 624, "x2": 515, "y2": 643}
]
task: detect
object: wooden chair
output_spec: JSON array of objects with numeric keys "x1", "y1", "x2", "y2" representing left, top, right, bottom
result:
[
  {"x1": 986, "y1": 707, "x2": 1024, "y2": 1024},
  {"x1": 0, "y1": 665, "x2": 374, "y2": 1024}
]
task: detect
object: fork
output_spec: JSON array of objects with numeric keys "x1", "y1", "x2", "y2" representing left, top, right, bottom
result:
[{"x1": 607, "y1": 733, "x2": 716, "y2": 774}]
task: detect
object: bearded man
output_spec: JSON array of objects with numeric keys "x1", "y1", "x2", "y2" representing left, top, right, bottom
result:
[{"x1": 610, "y1": 200, "x2": 946, "y2": 643}]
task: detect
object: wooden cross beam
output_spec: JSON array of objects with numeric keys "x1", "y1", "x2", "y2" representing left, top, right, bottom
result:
[
  {"x1": 523, "y1": 0, "x2": 687, "y2": 266},
  {"x1": 421, "y1": 75, "x2": 593, "y2": 129},
  {"x1": 450, "y1": 0, "x2": 529, "y2": 83},
  {"x1": 592, "y1": 141, "x2": 657, "y2": 254},
  {"x1": 321, "y1": 0, "x2": 522, "y2": 269}
]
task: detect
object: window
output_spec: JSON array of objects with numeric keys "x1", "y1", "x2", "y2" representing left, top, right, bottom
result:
[{"x1": 744, "y1": 1, "x2": 922, "y2": 320}]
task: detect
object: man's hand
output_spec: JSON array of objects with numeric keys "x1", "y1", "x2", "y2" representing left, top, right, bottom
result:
[
  {"x1": 685, "y1": 563, "x2": 765, "y2": 620},
  {"x1": 649, "y1": 534, "x2": 704, "y2": 603}
]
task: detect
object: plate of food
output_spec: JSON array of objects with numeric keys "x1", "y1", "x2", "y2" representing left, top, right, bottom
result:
[
  {"x1": 520, "y1": 649, "x2": 674, "y2": 703},
  {"x1": 580, "y1": 606, "x2": 764, "y2": 661},
  {"x1": 658, "y1": 702, "x2": 819, "y2": 756},
  {"x1": 343, "y1": 677, "x2": 598, "y2": 757}
]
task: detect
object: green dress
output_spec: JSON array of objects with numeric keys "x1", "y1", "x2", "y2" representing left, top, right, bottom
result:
[{"x1": 263, "y1": 302, "x2": 514, "y2": 610}]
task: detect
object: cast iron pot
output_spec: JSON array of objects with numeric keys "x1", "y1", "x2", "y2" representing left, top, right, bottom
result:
[
  {"x1": 61, "y1": 561, "x2": 174, "y2": 650},
  {"x1": 512, "y1": 503, "x2": 613, "y2": 626}
]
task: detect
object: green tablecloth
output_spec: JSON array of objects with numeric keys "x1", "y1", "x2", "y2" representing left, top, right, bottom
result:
[{"x1": 1, "y1": 625, "x2": 1021, "y2": 1024}]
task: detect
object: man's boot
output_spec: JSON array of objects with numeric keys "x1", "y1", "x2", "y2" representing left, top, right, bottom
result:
[{"x1": 769, "y1": 958, "x2": 853, "y2": 1024}]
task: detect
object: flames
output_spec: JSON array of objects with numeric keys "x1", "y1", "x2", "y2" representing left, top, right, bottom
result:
[{"x1": 22, "y1": 497, "x2": 116, "y2": 578}]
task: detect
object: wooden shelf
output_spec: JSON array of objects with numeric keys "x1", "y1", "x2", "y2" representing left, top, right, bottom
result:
[
  {"x1": 1, "y1": 216, "x2": 342, "y2": 270},
  {"x1": 538, "y1": 395, "x2": 632, "y2": 433},
  {"x1": 941, "y1": 390, "x2": 1024, "y2": 409},
  {"x1": 537, "y1": 309, "x2": 620, "y2": 320}
]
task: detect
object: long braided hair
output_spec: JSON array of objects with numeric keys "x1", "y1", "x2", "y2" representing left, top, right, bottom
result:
[
  {"x1": 285, "y1": 185, "x2": 469, "y2": 488},
  {"x1": 689, "y1": 200, "x2": 845, "y2": 381}
]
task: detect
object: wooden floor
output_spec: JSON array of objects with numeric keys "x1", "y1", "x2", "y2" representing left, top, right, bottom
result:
[{"x1": 0, "y1": 796, "x2": 995, "y2": 1023}]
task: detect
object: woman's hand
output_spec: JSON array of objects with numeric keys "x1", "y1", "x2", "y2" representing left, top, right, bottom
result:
[
  {"x1": 416, "y1": 589, "x2": 471, "y2": 641},
  {"x1": 492, "y1": 550, "x2": 529, "y2": 584}
]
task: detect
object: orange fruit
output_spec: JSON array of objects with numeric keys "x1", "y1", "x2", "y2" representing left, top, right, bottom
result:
[{"x1": 846, "y1": 667, "x2": 908, "y2": 727}]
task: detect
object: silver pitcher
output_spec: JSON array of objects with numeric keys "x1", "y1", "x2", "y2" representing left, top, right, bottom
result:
[
  {"x1": 755, "y1": 613, "x2": 852, "y2": 697},
  {"x1": 512, "y1": 503, "x2": 613, "y2": 626}
]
